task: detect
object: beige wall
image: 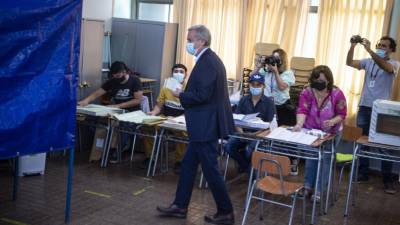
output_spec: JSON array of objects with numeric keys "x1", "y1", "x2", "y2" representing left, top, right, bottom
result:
[{"x1": 82, "y1": 0, "x2": 114, "y2": 31}]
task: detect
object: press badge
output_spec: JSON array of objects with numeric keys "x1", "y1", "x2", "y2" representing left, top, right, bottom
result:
[{"x1": 369, "y1": 80, "x2": 375, "y2": 88}]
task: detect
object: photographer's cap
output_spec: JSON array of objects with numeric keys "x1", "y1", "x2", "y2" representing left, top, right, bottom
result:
[{"x1": 249, "y1": 73, "x2": 265, "y2": 84}]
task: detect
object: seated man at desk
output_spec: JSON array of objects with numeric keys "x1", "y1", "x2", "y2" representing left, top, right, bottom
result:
[
  {"x1": 143, "y1": 64, "x2": 188, "y2": 173},
  {"x1": 224, "y1": 73, "x2": 275, "y2": 173},
  {"x1": 78, "y1": 61, "x2": 143, "y2": 111}
]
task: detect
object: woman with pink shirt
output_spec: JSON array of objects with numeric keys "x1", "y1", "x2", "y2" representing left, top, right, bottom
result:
[{"x1": 294, "y1": 65, "x2": 347, "y2": 201}]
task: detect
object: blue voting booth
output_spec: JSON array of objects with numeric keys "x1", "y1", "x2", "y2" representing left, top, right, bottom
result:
[{"x1": 0, "y1": 0, "x2": 82, "y2": 222}]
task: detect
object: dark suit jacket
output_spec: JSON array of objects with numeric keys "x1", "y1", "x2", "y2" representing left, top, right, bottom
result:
[{"x1": 179, "y1": 48, "x2": 234, "y2": 142}]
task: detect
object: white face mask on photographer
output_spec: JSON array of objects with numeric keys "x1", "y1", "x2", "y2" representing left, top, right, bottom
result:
[{"x1": 173, "y1": 72, "x2": 185, "y2": 83}]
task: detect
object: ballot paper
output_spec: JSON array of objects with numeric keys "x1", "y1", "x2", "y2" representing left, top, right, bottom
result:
[
  {"x1": 113, "y1": 110, "x2": 165, "y2": 124},
  {"x1": 169, "y1": 115, "x2": 186, "y2": 124},
  {"x1": 233, "y1": 113, "x2": 269, "y2": 129},
  {"x1": 233, "y1": 114, "x2": 245, "y2": 120},
  {"x1": 267, "y1": 127, "x2": 318, "y2": 145},
  {"x1": 233, "y1": 113, "x2": 259, "y2": 121},
  {"x1": 77, "y1": 104, "x2": 125, "y2": 116},
  {"x1": 164, "y1": 78, "x2": 182, "y2": 92}
]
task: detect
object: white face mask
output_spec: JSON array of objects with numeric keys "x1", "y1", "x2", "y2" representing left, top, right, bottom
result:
[{"x1": 172, "y1": 72, "x2": 185, "y2": 83}]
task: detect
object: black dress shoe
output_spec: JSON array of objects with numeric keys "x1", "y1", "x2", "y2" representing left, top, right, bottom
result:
[
  {"x1": 156, "y1": 204, "x2": 187, "y2": 218},
  {"x1": 204, "y1": 212, "x2": 234, "y2": 225}
]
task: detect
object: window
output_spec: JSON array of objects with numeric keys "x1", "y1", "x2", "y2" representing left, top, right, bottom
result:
[
  {"x1": 114, "y1": 0, "x2": 131, "y2": 19},
  {"x1": 299, "y1": 0, "x2": 320, "y2": 57},
  {"x1": 137, "y1": 2, "x2": 173, "y2": 22},
  {"x1": 113, "y1": 0, "x2": 173, "y2": 22}
]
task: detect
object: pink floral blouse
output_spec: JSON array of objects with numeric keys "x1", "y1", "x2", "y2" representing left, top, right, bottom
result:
[{"x1": 297, "y1": 87, "x2": 347, "y2": 134}]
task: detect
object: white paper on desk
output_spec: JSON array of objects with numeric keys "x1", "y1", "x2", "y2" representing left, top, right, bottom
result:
[
  {"x1": 235, "y1": 117, "x2": 269, "y2": 129},
  {"x1": 169, "y1": 115, "x2": 186, "y2": 124},
  {"x1": 77, "y1": 104, "x2": 124, "y2": 116},
  {"x1": 233, "y1": 113, "x2": 245, "y2": 120},
  {"x1": 113, "y1": 110, "x2": 164, "y2": 124},
  {"x1": 267, "y1": 127, "x2": 318, "y2": 145},
  {"x1": 243, "y1": 113, "x2": 260, "y2": 121},
  {"x1": 164, "y1": 78, "x2": 182, "y2": 92}
]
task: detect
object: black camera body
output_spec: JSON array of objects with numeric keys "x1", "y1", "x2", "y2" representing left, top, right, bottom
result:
[
  {"x1": 263, "y1": 55, "x2": 282, "y2": 67},
  {"x1": 350, "y1": 35, "x2": 363, "y2": 44}
]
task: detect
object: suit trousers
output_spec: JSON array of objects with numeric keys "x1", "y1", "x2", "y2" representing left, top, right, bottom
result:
[{"x1": 173, "y1": 140, "x2": 233, "y2": 214}]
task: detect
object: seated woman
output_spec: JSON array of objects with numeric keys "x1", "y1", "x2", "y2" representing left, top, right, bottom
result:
[
  {"x1": 143, "y1": 64, "x2": 188, "y2": 174},
  {"x1": 224, "y1": 74, "x2": 275, "y2": 173},
  {"x1": 293, "y1": 65, "x2": 347, "y2": 200}
]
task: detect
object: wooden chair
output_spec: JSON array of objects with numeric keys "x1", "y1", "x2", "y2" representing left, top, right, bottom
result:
[
  {"x1": 290, "y1": 56, "x2": 315, "y2": 87},
  {"x1": 255, "y1": 42, "x2": 280, "y2": 55},
  {"x1": 242, "y1": 151, "x2": 306, "y2": 225},
  {"x1": 289, "y1": 57, "x2": 315, "y2": 106}
]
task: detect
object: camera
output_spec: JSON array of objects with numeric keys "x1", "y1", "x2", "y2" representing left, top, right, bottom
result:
[
  {"x1": 263, "y1": 55, "x2": 282, "y2": 67},
  {"x1": 350, "y1": 35, "x2": 363, "y2": 44}
]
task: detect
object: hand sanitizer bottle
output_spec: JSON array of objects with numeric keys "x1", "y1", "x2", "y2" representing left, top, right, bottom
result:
[{"x1": 270, "y1": 114, "x2": 278, "y2": 130}]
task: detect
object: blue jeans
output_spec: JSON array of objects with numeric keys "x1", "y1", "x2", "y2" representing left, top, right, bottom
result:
[
  {"x1": 224, "y1": 137, "x2": 258, "y2": 172},
  {"x1": 173, "y1": 140, "x2": 233, "y2": 214},
  {"x1": 304, "y1": 135, "x2": 340, "y2": 193},
  {"x1": 357, "y1": 106, "x2": 393, "y2": 183}
]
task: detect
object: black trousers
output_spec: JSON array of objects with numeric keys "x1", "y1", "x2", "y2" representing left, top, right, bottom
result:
[{"x1": 173, "y1": 140, "x2": 233, "y2": 214}]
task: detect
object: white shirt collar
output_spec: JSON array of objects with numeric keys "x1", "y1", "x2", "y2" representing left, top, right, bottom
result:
[{"x1": 195, "y1": 47, "x2": 209, "y2": 63}]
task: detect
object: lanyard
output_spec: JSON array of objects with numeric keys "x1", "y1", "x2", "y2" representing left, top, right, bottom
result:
[
  {"x1": 270, "y1": 74, "x2": 274, "y2": 93},
  {"x1": 370, "y1": 63, "x2": 379, "y2": 80}
]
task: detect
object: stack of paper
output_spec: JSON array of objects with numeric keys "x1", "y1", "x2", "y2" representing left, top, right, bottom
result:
[
  {"x1": 164, "y1": 78, "x2": 182, "y2": 92},
  {"x1": 113, "y1": 110, "x2": 165, "y2": 124},
  {"x1": 266, "y1": 127, "x2": 318, "y2": 145},
  {"x1": 233, "y1": 113, "x2": 269, "y2": 130},
  {"x1": 169, "y1": 115, "x2": 186, "y2": 124},
  {"x1": 77, "y1": 104, "x2": 125, "y2": 116}
]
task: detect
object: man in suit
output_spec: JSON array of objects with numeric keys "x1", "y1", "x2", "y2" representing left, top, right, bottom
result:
[{"x1": 156, "y1": 25, "x2": 235, "y2": 225}]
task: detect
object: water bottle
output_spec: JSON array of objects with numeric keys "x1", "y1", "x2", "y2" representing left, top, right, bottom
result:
[{"x1": 270, "y1": 114, "x2": 278, "y2": 130}]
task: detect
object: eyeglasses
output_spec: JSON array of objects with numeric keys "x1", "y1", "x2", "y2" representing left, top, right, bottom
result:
[{"x1": 376, "y1": 43, "x2": 388, "y2": 48}]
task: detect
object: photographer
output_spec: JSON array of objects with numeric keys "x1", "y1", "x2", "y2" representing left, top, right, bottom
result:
[
  {"x1": 346, "y1": 35, "x2": 399, "y2": 194},
  {"x1": 251, "y1": 48, "x2": 298, "y2": 175},
  {"x1": 252, "y1": 49, "x2": 296, "y2": 125}
]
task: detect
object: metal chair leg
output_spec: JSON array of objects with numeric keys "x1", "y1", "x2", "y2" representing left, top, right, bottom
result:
[
  {"x1": 223, "y1": 153, "x2": 230, "y2": 181},
  {"x1": 336, "y1": 164, "x2": 346, "y2": 201},
  {"x1": 259, "y1": 191, "x2": 265, "y2": 220},
  {"x1": 288, "y1": 192, "x2": 298, "y2": 225},
  {"x1": 241, "y1": 181, "x2": 256, "y2": 225},
  {"x1": 302, "y1": 190, "x2": 306, "y2": 225},
  {"x1": 130, "y1": 134, "x2": 137, "y2": 162}
]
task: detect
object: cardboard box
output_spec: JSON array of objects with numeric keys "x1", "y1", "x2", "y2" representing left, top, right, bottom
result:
[{"x1": 89, "y1": 128, "x2": 107, "y2": 162}]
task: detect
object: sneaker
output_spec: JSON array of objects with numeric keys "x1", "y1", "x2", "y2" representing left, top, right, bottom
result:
[
  {"x1": 290, "y1": 159, "x2": 299, "y2": 176},
  {"x1": 311, "y1": 193, "x2": 321, "y2": 203},
  {"x1": 174, "y1": 162, "x2": 182, "y2": 174},
  {"x1": 298, "y1": 188, "x2": 313, "y2": 199},
  {"x1": 290, "y1": 164, "x2": 299, "y2": 176},
  {"x1": 109, "y1": 148, "x2": 119, "y2": 164},
  {"x1": 384, "y1": 182, "x2": 397, "y2": 195}
]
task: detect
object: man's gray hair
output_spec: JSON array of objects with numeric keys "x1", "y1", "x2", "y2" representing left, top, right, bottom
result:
[{"x1": 188, "y1": 25, "x2": 211, "y2": 47}]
